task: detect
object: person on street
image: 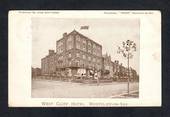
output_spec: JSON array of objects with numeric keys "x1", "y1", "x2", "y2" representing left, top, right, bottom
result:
[{"x1": 94, "y1": 71, "x2": 99, "y2": 86}]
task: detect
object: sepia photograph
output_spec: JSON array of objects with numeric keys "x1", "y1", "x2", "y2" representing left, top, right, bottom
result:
[
  {"x1": 31, "y1": 18, "x2": 140, "y2": 98},
  {"x1": 9, "y1": 11, "x2": 161, "y2": 107}
]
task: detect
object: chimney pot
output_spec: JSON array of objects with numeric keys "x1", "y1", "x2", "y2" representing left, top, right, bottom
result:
[
  {"x1": 49, "y1": 50, "x2": 55, "y2": 55},
  {"x1": 63, "y1": 32, "x2": 67, "y2": 37}
]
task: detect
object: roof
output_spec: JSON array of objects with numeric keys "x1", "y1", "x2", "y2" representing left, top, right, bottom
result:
[
  {"x1": 57, "y1": 29, "x2": 102, "y2": 47},
  {"x1": 71, "y1": 30, "x2": 102, "y2": 47}
]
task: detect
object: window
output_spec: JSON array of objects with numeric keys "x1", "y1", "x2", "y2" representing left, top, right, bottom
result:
[
  {"x1": 87, "y1": 42, "x2": 92, "y2": 53},
  {"x1": 88, "y1": 41, "x2": 91, "y2": 46},
  {"x1": 57, "y1": 41, "x2": 63, "y2": 47},
  {"x1": 88, "y1": 56, "x2": 91, "y2": 61},
  {"x1": 76, "y1": 53, "x2": 80, "y2": 57},
  {"x1": 88, "y1": 48, "x2": 91, "y2": 53},
  {"x1": 76, "y1": 35, "x2": 81, "y2": 42},
  {"x1": 69, "y1": 45, "x2": 72, "y2": 50},
  {"x1": 68, "y1": 35, "x2": 73, "y2": 41},
  {"x1": 57, "y1": 46, "x2": 64, "y2": 54},
  {"x1": 83, "y1": 39, "x2": 86, "y2": 44},
  {"x1": 82, "y1": 43, "x2": 86, "y2": 51},
  {"x1": 58, "y1": 56, "x2": 63, "y2": 60},
  {"x1": 92, "y1": 49, "x2": 95, "y2": 55},
  {"x1": 68, "y1": 53, "x2": 71, "y2": 58},
  {"x1": 76, "y1": 60, "x2": 79, "y2": 66},
  {"x1": 93, "y1": 57, "x2": 95, "y2": 62},
  {"x1": 98, "y1": 59, "x2": 101, "y2": 64},
  {"x1": 67, "y1": 36, "x2": 73, "y2": 50},
  {"x1": 83, "y1": 55, "x2": 86, "y2": 59},
  {"x1": 76, "y1": 42, "x2": 81, "y2": 49},
  {"x1": 93, "y1": 44, "x2": 96, "y2": 49}
]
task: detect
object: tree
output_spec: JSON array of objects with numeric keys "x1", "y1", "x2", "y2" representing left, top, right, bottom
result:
[{"x1": 117, "y1": 40, "x2": 136, "y2": 95}]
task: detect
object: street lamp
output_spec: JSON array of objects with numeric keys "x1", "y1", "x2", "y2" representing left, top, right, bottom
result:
[{"x1": 117, "y1": 40, "x2": 136, "y2": 95}]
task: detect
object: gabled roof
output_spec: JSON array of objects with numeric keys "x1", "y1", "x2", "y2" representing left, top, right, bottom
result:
[
  {"x1": 70, "y1": 30, "x2": 102, "y2": 47},
  {"x1": 57, "y1": 29, "x2": 102, "y2": 47}
]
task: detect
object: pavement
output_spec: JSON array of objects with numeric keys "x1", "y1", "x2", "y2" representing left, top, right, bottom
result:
[
  {"x1": 32, "y1": 79, "x2": 139, "y2": 98},
  {"x1": 110, "y1": 90, "x2": 139, "y2": 98}
]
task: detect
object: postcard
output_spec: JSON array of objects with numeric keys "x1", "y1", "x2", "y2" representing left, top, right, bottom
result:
[{"x1": 8, "y1": 10, "x2": 161, "y2": 107}]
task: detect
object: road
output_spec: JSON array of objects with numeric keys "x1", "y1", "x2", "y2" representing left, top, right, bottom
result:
[{"x1": 32, "y1": 79, "x2": 139, "y2": 98}]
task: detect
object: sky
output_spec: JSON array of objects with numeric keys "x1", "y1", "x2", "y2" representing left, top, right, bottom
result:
[{"x1": 32, "y1": 18, "x2": 140, "y2": 74}]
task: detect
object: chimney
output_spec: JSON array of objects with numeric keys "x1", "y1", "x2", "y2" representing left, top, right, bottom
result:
[
  {"x1": 49, "y1": 50, "x2": 55, "y2": 55},
  {"x1": 63, "y1": 32, "x2": 67, "y2": 38}
]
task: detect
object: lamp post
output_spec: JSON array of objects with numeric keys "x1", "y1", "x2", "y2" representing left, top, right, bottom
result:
[{"x1": 117, "y1": 40, "x2": 136, "y2": 95}]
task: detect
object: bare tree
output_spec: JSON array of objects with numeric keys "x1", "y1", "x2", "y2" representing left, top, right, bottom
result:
[{"x1": 117, "y1": 40, "x2": 136, "y2": 95}]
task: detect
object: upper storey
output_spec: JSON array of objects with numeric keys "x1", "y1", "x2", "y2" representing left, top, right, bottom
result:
[{"x1": 56, "y1": 30, "x2": 102, "y2": 57}]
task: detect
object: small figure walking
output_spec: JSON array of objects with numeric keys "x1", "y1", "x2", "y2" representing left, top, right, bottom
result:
[{"x1": 94, "y1": 71, "x2": 99, "y2": 86}]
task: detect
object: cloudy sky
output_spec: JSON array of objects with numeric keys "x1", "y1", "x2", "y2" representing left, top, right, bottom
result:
[{"x1": 32, "y1": 18, "x2": 140, "y2": 74}]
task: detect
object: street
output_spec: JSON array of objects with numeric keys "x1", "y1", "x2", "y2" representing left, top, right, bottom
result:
[{"x1": 32, "y1": 79, "x2": 139, "y2": 98}]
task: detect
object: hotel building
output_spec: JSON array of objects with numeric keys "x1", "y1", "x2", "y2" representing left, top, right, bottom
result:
[{"x1": 41, "y1": 30, "x2": 102, "y2": 78}]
